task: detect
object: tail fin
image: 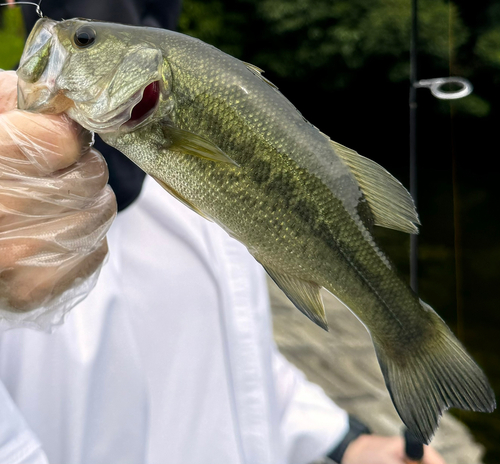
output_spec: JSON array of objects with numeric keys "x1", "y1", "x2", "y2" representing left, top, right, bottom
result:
[{"x1": 373, "y1": 302, "x2": 496, "y2": 444}]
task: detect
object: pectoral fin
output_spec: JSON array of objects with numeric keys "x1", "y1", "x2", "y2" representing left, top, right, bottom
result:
[
  {"x1": 165, "y1": 124, "x2": 239, "y2": 166},
  {"x1": 263, "y1": 266, "x2": 328, "y2": 331},
  {"x1": 151, "y1": 175, "x2": 213, "y2": 222},
  {"x1": 330, "y1": 140, "x2": 420, "y2": 234}
]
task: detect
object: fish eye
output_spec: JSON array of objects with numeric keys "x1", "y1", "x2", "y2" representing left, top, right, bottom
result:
[{"x1": 74, "y1": 26, "x2": 96, "y2": 48}]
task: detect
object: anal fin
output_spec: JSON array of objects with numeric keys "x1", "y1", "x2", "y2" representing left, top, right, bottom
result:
[{"x1": 263, "y1": 265, "x2": 328, "y2": 331}]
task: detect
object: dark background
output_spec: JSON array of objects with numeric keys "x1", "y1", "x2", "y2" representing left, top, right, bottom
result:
[{"x1": 177, "y1": 0, "x2": 500, "y2": 460}]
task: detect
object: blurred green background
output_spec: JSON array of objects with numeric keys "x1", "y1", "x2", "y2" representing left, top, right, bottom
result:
[
  {"x1": 0, "y1": 7, "x2": 25, "y2": 70},
  {"x1": 2, "y1": 1, "x2": 499, "y2": 461}
]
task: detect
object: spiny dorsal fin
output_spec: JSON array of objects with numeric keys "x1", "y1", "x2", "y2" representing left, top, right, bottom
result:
[
  {"x1": 263, "y1": 265, "x2": 328, "y2": 331},
  {"x1": 330, "y1": 140, "x2": 420, "y2": 234},
  {"x1": 243, "y1": 62, "x2": 311, "y2": 125},
  {"x1": 243, "y1": 62, "x2": 279, "y2": 90}
]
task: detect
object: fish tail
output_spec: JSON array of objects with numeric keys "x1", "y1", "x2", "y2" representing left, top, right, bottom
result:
[{"x1": 373, "y1": 301, "x2": 496, "y2": 444}]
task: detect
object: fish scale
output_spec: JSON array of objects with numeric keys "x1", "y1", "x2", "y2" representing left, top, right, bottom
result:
[
  {"x1": 110, "y1": 75, "x2": 481, "y2": 388},
  {"x1": 17, "y1": 17, "x2": 496, "y2": 444},
  {"x1": 110, "y1": 100, "x2": 421, "y2": 336}
]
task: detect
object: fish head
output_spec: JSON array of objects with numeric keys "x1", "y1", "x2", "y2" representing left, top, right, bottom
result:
[{"x1": 17, "y1": 18, "x2": 172, "y2": 133}]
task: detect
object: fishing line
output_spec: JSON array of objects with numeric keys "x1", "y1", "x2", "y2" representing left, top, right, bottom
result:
[
  {"x1": 0, "y1": 0, "x2": 43, "y2": 17},
  {"x1": 448, "y1": 1, "x2": 464, "y2": 342},
  {"x1": 448, "y1": 0, "x2": 465, "y2": 424},
  {"x1": 410, "y1": 0, "x2": 470, "y2": 344}
]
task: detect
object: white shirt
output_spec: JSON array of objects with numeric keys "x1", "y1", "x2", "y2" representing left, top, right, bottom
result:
[{"x1": 0, "y1": 176, "x2": 348, "y2": 464}]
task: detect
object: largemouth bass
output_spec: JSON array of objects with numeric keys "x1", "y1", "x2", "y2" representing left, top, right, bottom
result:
[{"x1": 16, "y1": 17, "x2": 495, "y2": 443}]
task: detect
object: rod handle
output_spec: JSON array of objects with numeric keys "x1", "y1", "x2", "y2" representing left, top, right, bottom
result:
[{"x1": 404, "y1": 428, "x2": 424, "y2": 463}]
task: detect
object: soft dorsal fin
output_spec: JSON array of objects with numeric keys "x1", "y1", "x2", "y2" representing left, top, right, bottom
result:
[
  {"x1": 263, "y1": 265, "x2": 328, "y2": 331},
  {"x1": 330, "y1": 141, "x2": 420, "y2": 234}
]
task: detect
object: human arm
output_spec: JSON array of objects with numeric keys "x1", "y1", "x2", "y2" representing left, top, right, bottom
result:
[
  {"x1": 0, "y1": 380, "x2": 48, "y2": 464},
  {"x1": 272, "y1": 347, "x2": 350, "y2": 464}
]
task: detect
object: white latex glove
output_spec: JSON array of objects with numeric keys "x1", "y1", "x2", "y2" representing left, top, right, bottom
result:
[{"x1": 0, "y1": 70, "x2": 117, "y2": 330}]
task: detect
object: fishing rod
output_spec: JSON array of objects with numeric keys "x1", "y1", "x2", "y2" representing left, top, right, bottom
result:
[
  {"x1": 406, "y1": 0, "x2": 472, "y2": 457},
  {"x1": 405, "y1": 429, "x2": 425, "y2": 464},
  {"x1": 409, "y1": 0, "x2": 472, "y2": 294}
]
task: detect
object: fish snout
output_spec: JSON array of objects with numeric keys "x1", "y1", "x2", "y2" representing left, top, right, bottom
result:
[
  {"x1": 17, "y1": 19, "x2": 54, "y2": 83},
  {"x1": 17, "y1": 18, "x2": 71, "y2": 114}
]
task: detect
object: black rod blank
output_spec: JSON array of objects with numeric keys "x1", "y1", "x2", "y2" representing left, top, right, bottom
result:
[{"x1": 409, "y1": 0, "x2": 418, "y2": 294}]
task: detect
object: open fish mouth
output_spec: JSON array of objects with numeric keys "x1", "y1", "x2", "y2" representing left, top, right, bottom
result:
[
  {"x1": 123, "y1": 80, "x2": 160, "y2": 129},
  {"x1": 69, "y1": 79, "x2": 161, "y2": 133}
]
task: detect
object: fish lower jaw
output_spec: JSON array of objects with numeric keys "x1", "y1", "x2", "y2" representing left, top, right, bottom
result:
[{"x1": 70, "y1": 109, "x2": 131, "y2": 133}]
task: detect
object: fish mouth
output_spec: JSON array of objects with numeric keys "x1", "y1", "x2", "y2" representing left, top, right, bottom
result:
[
  {"x1": 69, "y1": 79, "x2": 161, "y2": 133},
  {"x1": 123, "y1": 80, "x2": 160, "y2": 130}
]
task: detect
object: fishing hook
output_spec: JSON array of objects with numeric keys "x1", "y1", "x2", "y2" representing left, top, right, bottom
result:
[{"x1": 0, "y1": 0, "x2": 43, "y2": 18}]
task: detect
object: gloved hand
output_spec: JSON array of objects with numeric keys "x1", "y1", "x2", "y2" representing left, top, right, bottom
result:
[{"x1": 0, "y1": 70, "x2": 117, "y2": 330}]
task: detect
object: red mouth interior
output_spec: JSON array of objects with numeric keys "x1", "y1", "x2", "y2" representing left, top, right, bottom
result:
[{"x1": 128, "y1": 81, "x2": 160, "y2": 125}]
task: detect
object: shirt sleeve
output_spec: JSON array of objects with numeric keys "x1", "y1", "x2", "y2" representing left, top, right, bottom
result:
[
  {"x1": 272, "y1": 347, "x2": 349, "y2": 464},
  {"x1": 0, "y1": 382, "x2": 49, "y2": 464}
]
